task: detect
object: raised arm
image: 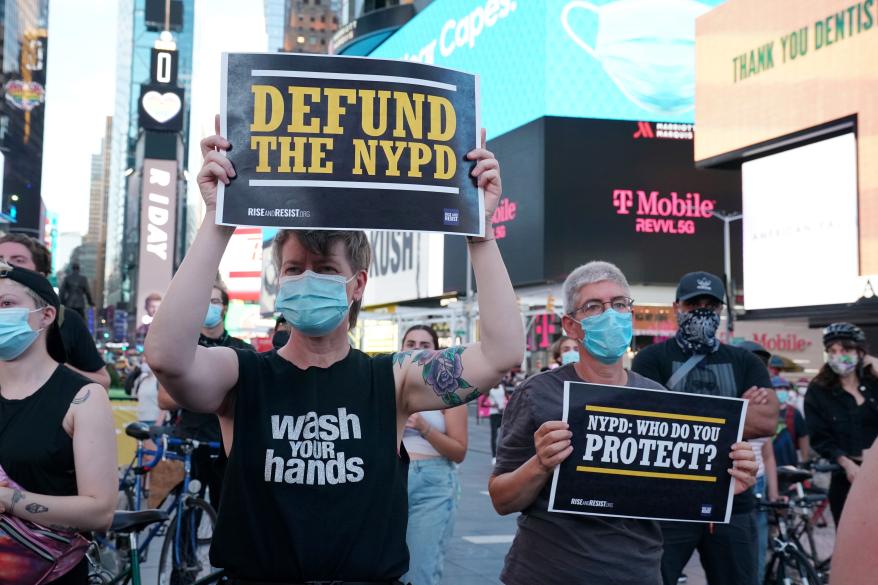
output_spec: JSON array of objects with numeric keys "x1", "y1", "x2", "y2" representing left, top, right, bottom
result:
[
  {"x1": 396, "y1": 130, "x2": 525, "y2": 414},
  {"x1": 0, "y1": 384, "x2": 117, "y2": 531},
  {"x1": 145, "y1": 118, "x2": 239, "y2": 414}
]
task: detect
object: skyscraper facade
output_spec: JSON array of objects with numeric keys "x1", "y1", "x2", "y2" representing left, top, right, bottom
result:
[
  {"x1": 0, "y1": 0, "x2": 49, "y2": 236},
  {"x1": 283, "y1": 0, "x2": 338, "y2": 54},
  {"x1": 104, "y1": 0, "x2": 194, "y2": 308},
  {"x1": 79, "y1": 115, "x2": 113, "y2": 306}
]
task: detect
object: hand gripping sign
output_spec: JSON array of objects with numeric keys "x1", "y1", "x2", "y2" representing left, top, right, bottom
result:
[
  {"x1": 218, "y1": 52, "x2": 483, "y2": 235},
  {"x1": 548, "y1": 382, "x2": 747, "y2": 523}
]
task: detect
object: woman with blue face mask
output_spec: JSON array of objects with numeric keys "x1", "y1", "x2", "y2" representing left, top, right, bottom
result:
[
  {"x1": 0, "y1": 262, "x2": 117, "y2": 585},
  {"x1": 804, "y1": 322, "x2": 878, "y2": 527},
  {"x1": 399, "y1": 324, "x2": 467, "y2": 585},
  {"x1": 145, "y1": 122, "x2": 525, "y2": 584},
  {"x1": 489, "y1": 261, "x2": 758, "y2": 585},
  {"x1": 551, "y1": 335, "x2": 580, "y2": 367}
]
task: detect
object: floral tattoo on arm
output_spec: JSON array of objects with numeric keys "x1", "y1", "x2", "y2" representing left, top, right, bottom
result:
[{"x1": 395, "y1": 347, "x2": 480, "y2": 406}]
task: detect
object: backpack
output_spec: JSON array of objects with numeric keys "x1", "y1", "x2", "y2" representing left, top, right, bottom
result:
[
  {"x1": 0, "y1": 467, "x2": 90, "y2": 584},
  {"x1": 124, "y1": 365, "x2": 142, "y2": 395}
]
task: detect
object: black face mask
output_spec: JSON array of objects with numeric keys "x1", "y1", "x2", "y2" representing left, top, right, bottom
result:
[{"x1": 272, "y1": 330, "x2": 290, "y2": 349}]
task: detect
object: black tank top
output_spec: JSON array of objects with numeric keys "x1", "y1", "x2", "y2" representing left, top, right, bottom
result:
[
  {"x1": 210, "y1": 348, "x2": 409, "y2": 581},
  {"x1": 0, "y1": 366, "x2": 90, "y2": 496}
]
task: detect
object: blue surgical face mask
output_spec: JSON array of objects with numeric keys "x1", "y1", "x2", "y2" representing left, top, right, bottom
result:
[
  {"x1": 561, "y1": 0, "x2": 710, "y2": 114},
  {"x1": 561, "y1": 350, "x2": 580, "y2": 365},
  {"x1": 0, "y1": 307, "x2": 43, "y2": 361},
  {"x1": 276, "y1": 271, "x2": 356, "y2": 337},
  {"x1": 776, "y1": 390, "x2": 789, "y2": 404},
  {"x1": 581, "y1": 309, "x2": 633, "y2": 364},
  {"x1": 203, "y1": 304, "x2": 223, "y2": 328}
]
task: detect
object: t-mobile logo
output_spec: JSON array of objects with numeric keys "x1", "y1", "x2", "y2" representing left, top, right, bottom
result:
[{"x1": 613, "y1": 189, "x2": 634, "y2": 214}]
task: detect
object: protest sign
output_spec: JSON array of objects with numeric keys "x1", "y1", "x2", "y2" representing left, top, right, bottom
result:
[
  {"x1": 548, "y1": 382, "x2": 747, "y2": 523},
  {"x1": 218, "y1": 52, "x2": 482, "y2": 235}
]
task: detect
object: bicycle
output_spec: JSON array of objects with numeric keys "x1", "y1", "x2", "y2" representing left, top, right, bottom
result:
[
  {"x1": 91, "y1": 422, "x2": 223, "y2": 585},
  {"x1": 760, "y1": 463, "x2": 836, "y2": 585},
  {"x1": 87, "y1": 509, "x2": 229, "y2": 585}
]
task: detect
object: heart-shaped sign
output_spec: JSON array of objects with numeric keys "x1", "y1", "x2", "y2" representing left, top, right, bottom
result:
[{"x1": 142, "y1": 91, "x2": 181, "y2": 124}]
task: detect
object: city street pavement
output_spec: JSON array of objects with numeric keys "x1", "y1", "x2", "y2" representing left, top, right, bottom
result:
[{"x1": 141, "y1": 406, "x2": 835, "y2": 585}]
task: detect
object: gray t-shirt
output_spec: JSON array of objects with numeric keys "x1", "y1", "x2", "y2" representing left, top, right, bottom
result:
[{"x1": 494, "y1": 365, "x2": 664, "y2": 585}]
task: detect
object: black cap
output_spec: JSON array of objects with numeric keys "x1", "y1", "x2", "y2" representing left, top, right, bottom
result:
[
  {"x1": 0, "y1": 264, "x2": 67, "y2": 363},
  {"x1": 676, "y1": 271, "x2": 726, "y2": 303},
  {"x1": 736, "y1": 340, "x2": 770, "y2": 361}
]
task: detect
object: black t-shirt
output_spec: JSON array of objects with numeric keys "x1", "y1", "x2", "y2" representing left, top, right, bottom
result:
[
  {"x1": 632, "y1": 339, "x2": 772, "y2": 514},
  {"x1": 176, "y1": 331, "x2": 250, "y2": 442},
  {"x1": 59, "y1": 307, "x2": 105, "y2": 373},
  {"x1": 0, "y1": 366, "x2": 91, "y2": 496},
  {"x1": 210, "y1": 348, "x2": 409, "y2": 581}
]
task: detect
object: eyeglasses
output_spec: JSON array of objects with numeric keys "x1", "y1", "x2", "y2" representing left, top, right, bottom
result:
[{"x1": 570, "y1": 297, "x2": 634, "y2": 318}]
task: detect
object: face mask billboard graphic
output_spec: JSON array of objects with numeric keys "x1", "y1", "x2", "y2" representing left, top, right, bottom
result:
[{"x1": 371, "y1": 0, "x2": 724, "y2": 137}]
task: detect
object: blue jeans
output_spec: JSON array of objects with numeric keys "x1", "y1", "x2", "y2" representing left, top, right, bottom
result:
[
  {"x1": 402, "y1": 458, "x2": 460, "y2": 585},
  {"x1": 755, "y1": 475, "x2": 767, "y2": 584}
]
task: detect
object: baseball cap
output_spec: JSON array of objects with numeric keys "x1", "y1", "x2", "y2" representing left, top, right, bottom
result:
[
  {"x1": 0, "y1": 263, "x2": 67, "y2": 363},
  {"x1": 771, "y1": 375, "x2": 791, "y2": 389},
  {"x1": 768, "y1": 355, "x2": 785, "y2": 369},
  {"x1": 676, "y1": 271, "x2": 726, "y2": 303},
  {"x1": 736, "y1": 340, "x2": 770, "y2": 361}
]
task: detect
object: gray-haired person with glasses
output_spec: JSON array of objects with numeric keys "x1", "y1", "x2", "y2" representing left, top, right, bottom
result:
[{"x1": 488, "y1": 262, "x2": 757, "y2": 585}]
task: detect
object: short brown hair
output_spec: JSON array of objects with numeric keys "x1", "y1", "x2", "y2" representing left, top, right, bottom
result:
[
  {"x1": 144, "y1": 292, "x2": 162, "y2": 308},
  {"x1": 272, "y1": 230, "x2": 371, "y2": 329},
  {"x1": 0, "y1": 233, "x2": 52, "y2": 275},
  {"x1": 213, "y1": 279, "x2": 230, "y2": 306},
  {"x1": 551, "y1": 335, "x2": 579, "y2": 363}
]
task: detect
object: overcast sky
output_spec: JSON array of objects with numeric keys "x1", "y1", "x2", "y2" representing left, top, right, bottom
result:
[{"x1": 41, "y1": 0, "x2": 118, "y2": 237}]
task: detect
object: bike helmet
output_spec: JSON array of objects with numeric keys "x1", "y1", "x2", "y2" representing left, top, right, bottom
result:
[{"x1": 822, "y1": 322, "x2": 867, "y2": 347}]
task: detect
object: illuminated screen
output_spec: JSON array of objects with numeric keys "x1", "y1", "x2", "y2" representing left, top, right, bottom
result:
[
  {"x1": 742, "y1": 133, "x2": 859, "y2": 310},
  {"x1": 370, "y1": 0, "x2": 725, "y2": 137}
]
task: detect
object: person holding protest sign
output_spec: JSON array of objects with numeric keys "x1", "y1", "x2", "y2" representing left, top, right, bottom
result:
[
  {"x1": 399, "y1": 324, "x2": 467, "y2": 585},
  {"x1": 488, "y1": 261, "x2": 757, "y2": 585},
  {"x1": 145, "y1": 117, "x2": 524, "y2": 583},
  {"x1": 631, "y1": 271, "x2": 778, "y2": 585}
]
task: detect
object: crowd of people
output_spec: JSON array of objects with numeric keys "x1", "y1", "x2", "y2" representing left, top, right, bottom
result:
[{"x1": 0, "y1": 121, "x2": 876, "y2": 585}]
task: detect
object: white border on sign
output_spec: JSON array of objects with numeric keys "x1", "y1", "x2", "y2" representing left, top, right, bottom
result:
[
  {"x1": 216, "y1": 52, "x2": 485, "y2": 237},
  {"x1": 251, "y1": 69, "x2": 457, "y2": 92},
  {"x1": 217, "y1": 52, "x2": 229, "y2": 221},
  {"x1": 546, "y1": 381, "x2": 748, "y2": 524},
  {"x1": 474, "y1": 73, "x2": 484, "y2": 238}
]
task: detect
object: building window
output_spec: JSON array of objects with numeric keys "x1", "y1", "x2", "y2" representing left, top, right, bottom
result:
[{"x1": 297, "y1": 35, "x2": 306, "y2": 44}]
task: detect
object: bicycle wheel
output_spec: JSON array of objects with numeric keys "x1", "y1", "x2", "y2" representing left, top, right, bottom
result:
[
  {"x1": 157, "y1": 497, "x2": 217, "y2": 585},
  {"x1": 767, "y1": 546, "x2": 822, "y2": 585}
]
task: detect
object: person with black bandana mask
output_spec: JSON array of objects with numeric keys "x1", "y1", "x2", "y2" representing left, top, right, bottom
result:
[
  {"x1": 271, "y1": 315, "x2": 291, "y2": 350},
  {"x1": 158, "y1": 280, "x2": 251, "y2": 510},
  {"x1": 632, "y1": 271, "x2": 779, "y2": 585}
]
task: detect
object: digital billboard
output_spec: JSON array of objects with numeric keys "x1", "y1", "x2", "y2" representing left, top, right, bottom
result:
[
  {"x1": 742, "y1": 133, "x2": 859, "y2": 310},
  {"x1": 695, "y1": 0, "x2": 878, "y2": 274},
  {"x1": 443, "y1": 117, "x2": 742, "y2": 292},
  {"x1": 370, "y1": 0, "x2": 725, "y2": 137}
]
